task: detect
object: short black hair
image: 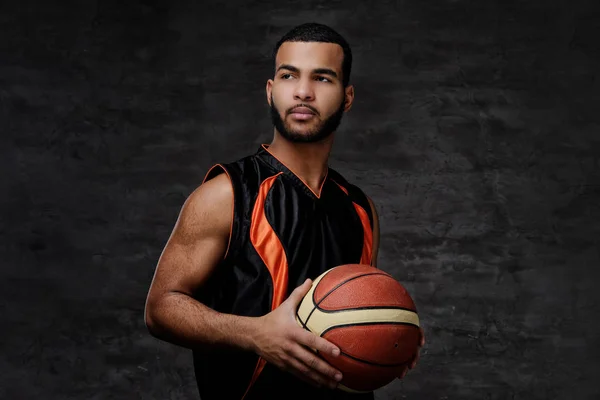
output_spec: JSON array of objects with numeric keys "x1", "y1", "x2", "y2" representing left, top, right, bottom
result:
[{"x1": 272, "y1": 22, "x2": 353, "y2": 87}]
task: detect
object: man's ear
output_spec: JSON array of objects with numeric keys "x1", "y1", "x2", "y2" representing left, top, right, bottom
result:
[
  {"x1": 266, "y1": 79, "x2": 273, "y2": 106},
  {"x1": 343, "y1": 84, "x2": 354, "y2": 112}
]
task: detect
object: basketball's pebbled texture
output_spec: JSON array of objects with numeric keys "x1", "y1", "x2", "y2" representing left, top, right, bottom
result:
[{"x1": 296, "y1": 264, "x2": 421, "y2": 393}]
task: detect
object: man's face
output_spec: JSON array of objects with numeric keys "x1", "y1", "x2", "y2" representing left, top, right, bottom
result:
[{"x1": 266, "y1": 41, "x2": 354, "y2": 143}]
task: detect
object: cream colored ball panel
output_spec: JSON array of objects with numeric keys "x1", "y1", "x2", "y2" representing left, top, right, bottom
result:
[
  {"x1": 306, "y1": 308, "x2": 420, "y2": 336},
  {"x1": 296, "y1": 269, "x2": 328, "y2": 325}
]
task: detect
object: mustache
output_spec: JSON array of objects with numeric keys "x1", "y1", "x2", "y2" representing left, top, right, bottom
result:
[{"x1": 287, "y1": 104, "x2": 319, "y2": 115}]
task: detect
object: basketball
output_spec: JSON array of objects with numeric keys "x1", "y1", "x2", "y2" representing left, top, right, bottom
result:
[{"x1": 295, "y1": 264, "x2": 421, "y2": 393}]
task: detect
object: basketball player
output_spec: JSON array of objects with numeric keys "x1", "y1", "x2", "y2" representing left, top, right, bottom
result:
[{"x1": 144, "y1": 22, "x2": 424, "y2": 400}]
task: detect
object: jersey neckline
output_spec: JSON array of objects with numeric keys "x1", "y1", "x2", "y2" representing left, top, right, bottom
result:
[{"x1": 256, "y1": 144, "x2": 329, "y2": 199}]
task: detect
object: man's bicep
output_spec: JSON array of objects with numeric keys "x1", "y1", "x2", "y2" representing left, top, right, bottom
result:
[
  {"x1": 149, "y1": 174, "x2": 233, "y2": 298},
  {"x1": 154, "y1": 233, "x2": 227, "y2": 296}
]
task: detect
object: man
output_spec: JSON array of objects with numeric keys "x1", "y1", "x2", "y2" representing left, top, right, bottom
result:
[{"x1": 145, "y1": 22, "x2": 424, "y2": 400}]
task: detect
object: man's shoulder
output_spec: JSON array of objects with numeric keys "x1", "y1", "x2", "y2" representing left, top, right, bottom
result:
[{"x1": 189, "y1": 172, "x2": 233, "y2": 211}]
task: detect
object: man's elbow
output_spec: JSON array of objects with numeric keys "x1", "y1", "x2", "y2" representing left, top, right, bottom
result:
[
  {"x1": 144, "y1": 312, "x2": 156, "y2": 336},
  {"x1": 144, "y1": 297, "x2": 162, "y2": 338}
]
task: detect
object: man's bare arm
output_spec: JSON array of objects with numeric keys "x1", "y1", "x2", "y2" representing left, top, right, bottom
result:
[{"x1": 144, "y1": 173, "x2": 257, "y2": 352}]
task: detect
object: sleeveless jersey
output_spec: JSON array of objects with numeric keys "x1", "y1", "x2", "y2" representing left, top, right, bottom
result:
[{"x1": 192, "y1": 144, "x2": 376, "y2": 400}]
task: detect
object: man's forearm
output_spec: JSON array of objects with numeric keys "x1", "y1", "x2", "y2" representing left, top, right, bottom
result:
[{"x1": 145, "y1": 292, "x2": 259, "y2": 353}]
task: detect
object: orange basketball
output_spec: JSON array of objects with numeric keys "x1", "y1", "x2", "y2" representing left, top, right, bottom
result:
[{"x1": 296, "y1": 264, "x2": 421, "y2": 393}]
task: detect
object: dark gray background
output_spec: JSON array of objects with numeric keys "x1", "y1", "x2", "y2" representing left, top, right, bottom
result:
[{"x1": 2, "y1": 0, "x2": 599, "y2": 399}]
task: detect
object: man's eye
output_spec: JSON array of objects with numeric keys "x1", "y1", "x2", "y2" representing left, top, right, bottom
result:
[{"x1": 316, "y1": 76, "x2": 330, "y2": 82}]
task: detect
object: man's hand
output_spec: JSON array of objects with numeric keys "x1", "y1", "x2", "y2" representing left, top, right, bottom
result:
[
  {"x1": 399, "y1": 327, "x2": 425, "y2": 379},
  {"x1": 252, "y1": 279, "x2": 343, "y2": 389}
]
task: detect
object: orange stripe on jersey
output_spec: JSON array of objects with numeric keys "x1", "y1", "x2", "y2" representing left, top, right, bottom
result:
[
  {"x1": 242, "y1": 172, "x2": 287, "y2": 400},
  {"x1": 250, "y1": 172, "x2": 288, "y2": 310},
  {"x1": 334, "y1": 181, "x2": 349, "y2": 195},
  {"x1": 353, "y1": 203, "x2": 373, "y2": 265},
  {"x1": 332, "y1": 180, "x2": 374, "y2": 266}
]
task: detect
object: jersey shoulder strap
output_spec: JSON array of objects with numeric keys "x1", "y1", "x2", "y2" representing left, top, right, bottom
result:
[{"x1": 201, "y1": 160, "x2": 246, "y2": 266}]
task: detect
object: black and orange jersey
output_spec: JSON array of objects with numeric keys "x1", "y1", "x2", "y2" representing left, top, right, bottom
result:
[{"x1": 192, "y1": 144, "x2": 376, "y2": 400}]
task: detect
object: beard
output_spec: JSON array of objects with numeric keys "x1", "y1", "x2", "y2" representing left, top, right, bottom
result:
[{"x1": 269, "y1": 94, "x2": 346, "y2": 143}]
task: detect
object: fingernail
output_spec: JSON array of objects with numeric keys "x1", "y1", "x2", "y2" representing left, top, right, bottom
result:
[
  {"x1": 332, "y1": 348, "x2": 340, "y2": 357},
  {"x1": 335, "y1": 373, "x2": 342, "y2": 381}
]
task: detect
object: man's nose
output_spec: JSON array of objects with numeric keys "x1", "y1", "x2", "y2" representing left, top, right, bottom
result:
[{"x1": 293, "y1": 78, "x2": 315, "y2": 101}]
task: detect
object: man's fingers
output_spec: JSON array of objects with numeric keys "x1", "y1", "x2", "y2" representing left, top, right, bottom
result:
[
  {"x1": 290, "y1": 343, "x2": 343, "y2": 383},
  {"x1": 286, "y1": 356, "x2": 323, "y2": 387},
  {"x1": 295, "y1": 329, "x2": 340, "y2": 358},
  {"x1": 400, "y1": 366, "x2": 408, "y2": 379},
  {"x1": 410, "y1": 350, "x2": 420, "y2": 369},
  {"x1": 287, "y1": 279, "x2": 313, "y2": 306},
  {"x1": 286, "y1": 354, "x2": 338, "y2": 389}
]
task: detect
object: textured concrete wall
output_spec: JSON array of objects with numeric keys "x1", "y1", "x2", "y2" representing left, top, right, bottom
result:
[{"x1": 2, "y1": 0, "x2": 599, "y2": 399}]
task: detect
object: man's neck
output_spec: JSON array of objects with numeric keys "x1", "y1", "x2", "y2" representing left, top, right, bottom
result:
[{"x1": 266, "y1": 132, "x2": 334, "y2": 195}]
